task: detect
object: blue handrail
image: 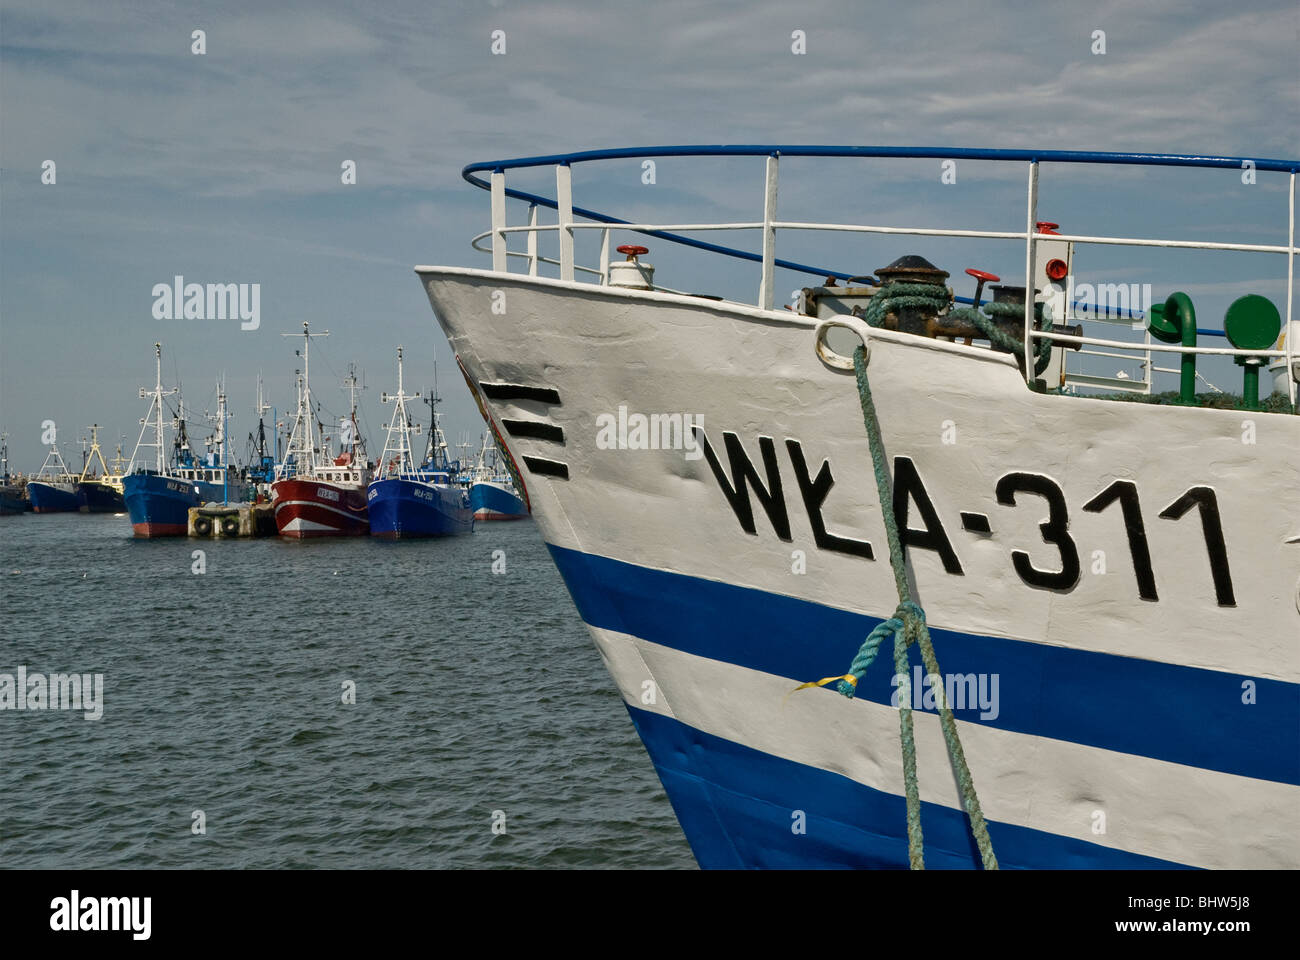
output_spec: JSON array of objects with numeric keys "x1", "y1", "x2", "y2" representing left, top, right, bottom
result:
[
  {"x1": 463, "y1": 144, "x2": 1299, "y2": 179},
  {"x1": 462, "y1": 144, "x2": 1298, "y2": 288}
]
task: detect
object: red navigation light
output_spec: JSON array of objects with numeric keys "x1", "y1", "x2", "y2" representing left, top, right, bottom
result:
[{"x1": 1045, "y1": 258, "x2": 1068, "y2": 281}]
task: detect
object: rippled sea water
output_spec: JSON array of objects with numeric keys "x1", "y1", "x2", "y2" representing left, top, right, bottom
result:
[{"x1": 0, "y1": 512, "x2": 694, "y2": 868}]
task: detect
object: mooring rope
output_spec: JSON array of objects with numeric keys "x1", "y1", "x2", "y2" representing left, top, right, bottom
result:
[
  {"x1": 861, "y1": 281, "x2": 1052, "y2": 377},
  {"x1": 793, "y1": 338, "x2": 999, "y2": 870}
]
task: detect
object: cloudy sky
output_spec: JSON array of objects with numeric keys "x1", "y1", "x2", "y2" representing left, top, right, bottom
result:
[{"x1": 1, "y1": 0, "x2": 1296, "y2": 470}]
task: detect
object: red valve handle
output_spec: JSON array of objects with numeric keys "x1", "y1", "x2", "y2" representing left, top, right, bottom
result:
[
  {"x1": 965, "y1": 268, "x2": 1000, "y2": 283},
  {"x1": 617, "y1": 244, "x2": 649, "y2": 260},
  {"x1": 1035, "y1": 221, "x2": 1060, "y2": 234}
]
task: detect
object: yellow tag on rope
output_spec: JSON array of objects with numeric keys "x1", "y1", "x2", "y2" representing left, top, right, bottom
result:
[{"x1": 783, "y1": 674, "x2": 857, "y2": 706}]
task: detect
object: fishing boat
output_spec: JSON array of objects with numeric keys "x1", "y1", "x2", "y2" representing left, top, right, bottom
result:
[
  {"x1": 26, "y1": 442, "x2": 80, "y2": 513},
  {"x1": 366, "y1": 347, "x2": 473, "y2": 539},
  {"x1": 467, "y1": 427, "x2": 528, "y2": 521},
  {"x1": 76, "y1": 424, "x2": 127, "y2": 513},
  {"x1": 122, "y1": 344, "x2": 239, "y2": 536},
  {"x1": 0, "y1": 435, "x2": 27, "y2": 516},
  {"x1": 416, "y1": 145, "x2": 1299, "y2": 870},
  {"x1": 271, "y1": 322, "x2": 371, "y2": 537},
  {"x1": 243, "y1": 373, "x2": 278, "y2": 499}
]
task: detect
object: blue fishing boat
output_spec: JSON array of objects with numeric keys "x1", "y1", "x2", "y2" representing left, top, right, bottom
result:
[
  {"x1": 122, "y1": 344, "x2": 241, "y2": 536},
  {"x1": 26, "y1": 442, "x2": 79, "y2": 513},
  {"x1": 367, "y1": 347, "x2": 473, "y2": 539},
  {"x1": 467, "y1": 428, "x2": 529, "y2": 521}
]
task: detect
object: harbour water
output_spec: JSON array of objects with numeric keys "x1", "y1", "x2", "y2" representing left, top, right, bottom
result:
[{"x1": 0, "y1": 514, "x2": 693, "y2": 869}]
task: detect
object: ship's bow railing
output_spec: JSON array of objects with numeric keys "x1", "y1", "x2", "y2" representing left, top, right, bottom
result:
[{"x1": 460, "y1": 146, "x2": 1299, "y2": 408}]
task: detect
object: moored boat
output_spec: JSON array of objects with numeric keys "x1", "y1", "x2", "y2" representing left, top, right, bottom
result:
[
  {"x1": 26, "y1": 443, "x2": 79, "y2": 513},
  {"x1": 416, "y1": 144, "x2": 1300, "y2": 870},
  {"x1": 75, "y1": 425, "x2": 126, "y2": 513},
  {"x1": 366, "y1": 347, "x2": 473, "y2": 539},
  {"x1": 467, "y1": 428, "x2": 528, "y2": 521},
  {"x1": 122, "y1": 344, "x2": 241, "y2": 536},
  {"x1": 0, "y1": 435, "x2": 28, "y2": 516},
  {"x1": 271, "y1": 323, "x2": 371, "y2": 537}
]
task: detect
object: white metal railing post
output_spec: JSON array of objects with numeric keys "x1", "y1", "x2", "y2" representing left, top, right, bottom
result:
[
  {"x1": 760, "y1": 153, "x2": 779, "y2": 310},
  {"x1": 527, "y1": 203, "x2": 539, "y2": 277},
  {"x1": 1287, "y1": 171, "x2": 1296, "y2": 408},
  {"x1": 557, "y1": 163, "x2": 574, "y2": 282},
  {"x1": 1144, "y1": 330, "x2": 1153, "y2": 394},
  {"x1": 599, "y1": 228, "x2": 610, "y2": 285},
  {"x1": 1023, "y1": 161, "x2": 1040, "y2": 382},
  {"x1": 490, "y1": 171, "x2": 507, "y2": 273}
]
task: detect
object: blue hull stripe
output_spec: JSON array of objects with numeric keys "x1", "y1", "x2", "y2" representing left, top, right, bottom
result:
[
  {"x1": 626, "y1": 704, "x2": 1189, "y2": 869},
  {"x1": 547, "y1": 544, "x2": 1300, "y2": 786}
]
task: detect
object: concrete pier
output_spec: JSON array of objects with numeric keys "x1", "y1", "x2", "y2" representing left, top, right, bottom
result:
[{"x1": 187, "y1": 503, "x2": 276, "y2": 538}]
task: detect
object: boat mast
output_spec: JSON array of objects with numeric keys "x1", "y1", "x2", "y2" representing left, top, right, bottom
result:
[
  {"x1": 36, "y1": 441, "x2": 71, "y2": 480},
  {"x1": 378, "y1": 346, "x2": 421, "y2": 477},
  {"x1": 341, "y1": 363, "x2": 365, "y2": 463},
  {"x1": 420, "y1": 356, "x2": 451, "y2": 471},
  {"x1": 254, "y1": 372, "x2": 270, "y2": 462},
  {"x1": 111, "y1": 438, "x2": 128, "y2": 476},
  {"x1": 215, "y1": 377, "x2": 227, "y2": 467},
  {"x1": 174, "y1": 391, "x2": 194, "y2": 468},
  {"x1": 127, "y1": 343, "x2": 176, "y2": 475},
  {"x1": 79, "y1": 424, "x2": 111, "y2": 482},
  {"x1": 278, "y1": 322, "x2": 328, "y2": 479}
]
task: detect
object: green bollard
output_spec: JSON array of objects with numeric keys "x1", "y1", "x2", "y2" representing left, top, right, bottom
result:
[
  {"x1": 1148, "y1": 292, "x2": 1197, "y2": 404},
  {"x1": 1224, "y1": 295, "x2": 1282, "y2": 411}
]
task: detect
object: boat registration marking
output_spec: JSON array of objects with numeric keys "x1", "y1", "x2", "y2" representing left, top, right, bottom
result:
[{"x1": 699, "y1": 430, "x2": 1235, "y2": 607}]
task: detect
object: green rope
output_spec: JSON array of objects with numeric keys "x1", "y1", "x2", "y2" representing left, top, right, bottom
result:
[
  {"x1": 831, "y1": 343, "x2": 999, "y2": 870},
  {"x1": 862, "y1": 282, "x2": 1052, "y2": 377}
]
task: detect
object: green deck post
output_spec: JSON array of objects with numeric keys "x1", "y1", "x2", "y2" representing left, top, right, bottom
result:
[{"x1": 1225, "y1": 295, "x2": 1282, "y2": 412}]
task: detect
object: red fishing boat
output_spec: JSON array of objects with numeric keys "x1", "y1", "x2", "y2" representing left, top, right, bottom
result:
[{"x1": 271, "y1": 323, "x2": 372, "y2": 537}]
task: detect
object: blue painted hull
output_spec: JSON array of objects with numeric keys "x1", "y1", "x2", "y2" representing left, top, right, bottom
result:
[
  {"x1": 625, "y1": 705, "x2": 1182, "y2": 869},
  {"x1": 122, "y1": 473, "x2": 228, "y2": 537},
  {"x1": 1, "y1": 485, "x2": 28, "y2": 515},
  {"x1": 470, "y1": 480, "x2": 528, "y2": 520},
  {"x1": 546, "y1": 542, "x2": 1293, "y2": 869},
  {"x1": 77, "y1": 481, "x2": 125, "y2": 513},
  {"x1": 367, "y1": 477, "x2": 473, "y2": 538},
  {"x1": 27, "y1": 481, "x2": 80, "y2": 513}
]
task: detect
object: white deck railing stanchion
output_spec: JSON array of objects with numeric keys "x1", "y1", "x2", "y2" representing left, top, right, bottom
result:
[
  {"x1": 1287, "y1": 172, "x2": 1296, "y2": 408},
  {"x1": 557, "y1": 163, "x2": 575, "y2": 283},
  {"x1": 599, "y1": 229, "x2": 610, "y2": 285},
  {"x1": 760, "y1": 154, "x2": 779, "y2": 311},
  {"x1": 527, "y1": 204, "x2": 538, "y2": 277},
  {"x1": 490, "y1": 171, "x2": 507, "y2": 273},
  {"x1": 1024, "y1": 161, "x2": 1040, "y2": 382}
]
